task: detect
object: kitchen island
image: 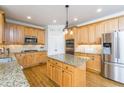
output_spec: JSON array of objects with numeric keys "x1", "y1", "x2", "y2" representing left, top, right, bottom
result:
[
  {"x1": 47, "y1": 54, "x2": 90, "y2": 87},
  {"x1": 0, "y1": 55, "x2": 30, "y2": 87}
]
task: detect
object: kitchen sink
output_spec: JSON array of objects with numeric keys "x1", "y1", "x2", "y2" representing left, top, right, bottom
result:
[{"x1": 0, "y1": 57, "x2": 12, "y2": 63}]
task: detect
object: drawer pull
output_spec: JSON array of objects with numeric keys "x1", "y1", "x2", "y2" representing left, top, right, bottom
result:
[{"x1": 56, "y1": 63, "x2": 57, "y2": 64}]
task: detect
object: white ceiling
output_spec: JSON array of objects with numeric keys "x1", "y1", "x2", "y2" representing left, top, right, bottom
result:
[{"x1": 0, "y1": 5, "x2": 124, "y2": 27}]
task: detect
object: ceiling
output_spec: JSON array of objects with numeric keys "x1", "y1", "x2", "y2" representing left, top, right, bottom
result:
[{"x1": 0, "y1": 5, "x2": 124, "y2": 28}]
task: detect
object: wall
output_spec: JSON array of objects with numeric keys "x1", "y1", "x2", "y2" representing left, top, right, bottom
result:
[
  {"x1": 75, "y1": 45, "x2": 102, "y2": 54},
  {"x1": 46, "y1": 25, "x2": 65, "y2": 55}
]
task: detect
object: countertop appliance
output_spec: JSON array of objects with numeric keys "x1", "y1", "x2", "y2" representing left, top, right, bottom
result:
[
  {"x1": 25, "y1": 36, "x2": 37, "y2": 44},
  {"x1": 101, "y1": 31, "x2": 124, "y2": 84},
  {"x1": 66, "y1": 39, "x2": 74, "y2": 55}
]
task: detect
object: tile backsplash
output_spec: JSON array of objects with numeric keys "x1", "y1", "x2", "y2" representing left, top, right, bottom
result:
[
  {"x1": 75, "y1": 45, "x2": 102, "y2": 54},
  {"x1": 0, "y1": 45, "x2": 46, "y2": 53}
]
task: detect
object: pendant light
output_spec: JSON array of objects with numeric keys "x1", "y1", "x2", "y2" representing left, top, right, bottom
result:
[{"x1": 63, "y1": 5, "x2": 69, "y2": 34}]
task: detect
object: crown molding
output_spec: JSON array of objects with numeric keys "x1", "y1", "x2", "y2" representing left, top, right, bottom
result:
[
  {"x1": 77, "y1": 11, "x2": 124, "y2": 27},
  {"x1": 6, "y1": 18, "x2": 45, "y2": 30}
]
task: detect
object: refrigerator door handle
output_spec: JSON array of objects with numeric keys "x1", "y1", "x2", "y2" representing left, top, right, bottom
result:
[
  {"x1": 117, "y1": 32, "x2": 120, "y2": 60},
  {"x1": 112, "y1": 32, "x2": 118, "y2": 62}
]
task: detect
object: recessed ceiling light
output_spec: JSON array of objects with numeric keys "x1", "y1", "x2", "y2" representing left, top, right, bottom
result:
[
  {"x1": 97, "y1": 8, "x2": 102, "y2": 13},
  {"x1": 27, "y1": 16, "x2": 31, "y2": 19},
  {"x1": 53, "y1": 20, "x2": 57, "y2": 23},
  {"x1": 74, "y1": 18, "x2": 78, "y2": 21}
]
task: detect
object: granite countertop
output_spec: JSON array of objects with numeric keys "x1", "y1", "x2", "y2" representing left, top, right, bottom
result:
[
  {"x1": 48, "y1": 54, "x2": 90, "y2": 68},
  {"x1": 75, "y1": 52, "x2": 101, "y2": 55},
  {"x1": 0, "y1": 55, "x2": 30, "y2": 87}
]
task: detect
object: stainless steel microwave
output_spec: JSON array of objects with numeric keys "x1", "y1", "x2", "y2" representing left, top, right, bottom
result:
[{"x1": 24, "y1": 36, "x2": 37, "y2": 44}]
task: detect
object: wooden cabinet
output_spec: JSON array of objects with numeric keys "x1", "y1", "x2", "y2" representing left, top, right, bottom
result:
[
  {"x1": 47, "y1": 58, "x2": 86, "y2": 87},
  {"x1": 95, "y1": 22, "x2": 105, "y2": 44},
  {"x1": 5, "y1": 23, "x2": 24, "y2": 44},
  {"x1": 75, "y1": 52, "x2": 101, "y2": 73},
  {"x1": 34, "y1": 52, "x2": 47, "y2": 64},
  {"x1": 86, "y1": 54, "x2": 101, "y2": 73},
  {"x1": 16, "y1": 52, "x2": 47, "y2": 68},
  {"x1": 24, "y1": 27, "x2": 33, "y2": 36},
  {"x1": 4, "y1": 23, "x2": 45, "y2": 45},
  {"x1": 62, "y1": 70, "x2": 73, "y2": 87},
  {"x1": 47, "y1": 61, "x2": 53, "y2": 79},
  {"x1": 0, "y1": 12, "x2": 4, "y2": 44},
  {"x1": 77, "y1": 26, "x2": 89, "y2": 44},
  {"x1": 88, "y1": 24, "x2": 96, "y2": 44},
  {"x1": 119, "y1": 16, "x2": 124, "y2": 31},
  {"x1": 4, "y1": 23, "x2": 15, "y2": 44},
  {"x1": 37, "y1": 29, "x2": 45, "y2": 45},
  {"x1": 16, "y1": 25, "x2": 24, "y2": 44},
  {"x1": 55, "y1": 66, "x2": 63, "y2": 86},
  {"x1": 104, "y1": 18, "x2": 118, "y2": 33}
]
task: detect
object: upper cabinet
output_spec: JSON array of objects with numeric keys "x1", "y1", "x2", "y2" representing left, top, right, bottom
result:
[
  {"x1": 88, "y1": 24, "x2": 96, "y2": 44},
  {"x1": 95, "y1": 21, "x2": 105, "y2": 44},
  {"x1": 76, "y1": 17, "x2": 119, "y2": 45},
  {"x1": 104, "y1": 18, "x2": 118, "y2": 33},
  {"x1": 0, "y1": 11, "x2": 5, "y2": 44},
  {"x1": 5, "y1": 23, "x2": 24, "y2": 44},
  {"x1": 77, "y1": 26, "x2": 89, "y2": 44},
  {"x1": 119, "y1": 16, "x2": 124, "y2": 31},
  {"x1": 4, "y1": 23, "x2": 45, "y2": 45},
  {"x1": 16, "y1": 25, "x2": 24, "y2": 44},
  {"x1": 37, "y1": 29, "x2": 45, "y2": 45}
]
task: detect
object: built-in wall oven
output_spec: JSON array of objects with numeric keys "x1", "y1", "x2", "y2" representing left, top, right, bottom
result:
[
  {"x1": 24, "y1": 36, "x2": 37, "y2": 44},
  {"x1": 66, "y1": 39, "x2": 74, "y2": 55}
]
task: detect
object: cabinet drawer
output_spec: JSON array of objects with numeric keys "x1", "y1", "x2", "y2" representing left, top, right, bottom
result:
[
  {"x1": 54, "y1": 60, "x2": 62, "y2": 67},
  {"x1": 62, "y1": 64, "x2": 75, "y2": 72}
]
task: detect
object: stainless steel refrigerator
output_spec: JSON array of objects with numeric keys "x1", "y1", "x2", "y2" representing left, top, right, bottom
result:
[{"x1": 101, "y1": 31, "x2": 124, "y2": 84}]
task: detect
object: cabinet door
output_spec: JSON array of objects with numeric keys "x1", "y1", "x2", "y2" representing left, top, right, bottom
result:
[
  {"x1": 16, "y1": 25, "x2": 24, "y2": 44},
  {"x1": 62, "y1": 70, "x2": 73, "y2": 87},
  {"x1": 16, "y1": 54, "x2": 25, "y2": 67},
  {"x1": 104, "y1": 18, "x2": 118, "y2": 33},
  {"x1": 77, "y1": 27, "x2": 83, "y2": 44},
  {"x1": 0, "y1": 13, "x2": 4, "y2": 44},
  {"x1": 24, "y1": 27, "x2": 30, "y2": 36},
  {"x1": 83, "y1": 26, "x2": 89, "y2": 44},
  {"x1": 37, "y1": 30, "x2": 45, "y2": 44},
  {"x1": 8, "y1": 24, "x2": 15, "y2": 44},
  {"x1": 95, "y1": 22, "x2": 105, "y2": 44},
  {"x1": 86, "y1": 54, "x2": 101, "y2": 73},
  {"x1": 47, "y1": 62, "x2": 53, "y2": 79},
  {"x1": 55, "y1": 67, "x2": 62, "y2": 86},
  {"x1": 119, "y1": 16, "x2": 124, "y2": 31},
  {"x1": 24, "y1": 54, "x2": 33, "y2": 68},
  {"x1": 88, "y1": 24, "x2": 96, "y2": 44},
  {"x1": 52, "y1": 65, "x2": 56, "y2": 82}
]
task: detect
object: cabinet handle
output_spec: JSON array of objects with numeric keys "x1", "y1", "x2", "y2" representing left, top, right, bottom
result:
[
  {"x1": 56, "y1": 63, "x2": 57, "y2": 64},
  {"x1": 66, "y1": 67, "x2": 68, "y2": 69},
  {"x1": 62, "y1": 70, "x2": 64, "y2": 72}
]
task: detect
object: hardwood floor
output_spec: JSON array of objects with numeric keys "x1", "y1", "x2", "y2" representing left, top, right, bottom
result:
[{"x1": 23, "y1": 63, "x2": 124, "y2": 87}]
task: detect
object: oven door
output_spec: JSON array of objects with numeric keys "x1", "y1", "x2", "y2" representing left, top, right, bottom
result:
[{"x1": 66, "y1": 39, "x2": 74, "y2": 55}]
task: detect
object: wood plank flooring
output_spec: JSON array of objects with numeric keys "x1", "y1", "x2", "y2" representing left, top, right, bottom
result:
[{"x1": 23, "y1": 63, "x2": 124, "y2": 87}]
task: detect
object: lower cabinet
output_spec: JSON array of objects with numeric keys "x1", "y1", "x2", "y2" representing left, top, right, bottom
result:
[
  {"x1": 15, "y1": 52, "x2": 47, "y2": 68},
  {"x1": 75, "y1": 52, "x2": 101, "y2": 73},
  {"x1": 47, "y1": 58, "x2": 86, "y2": 87},
  {"x1": 62, "y1": 70, "x2": 73, "y2": 87}
]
